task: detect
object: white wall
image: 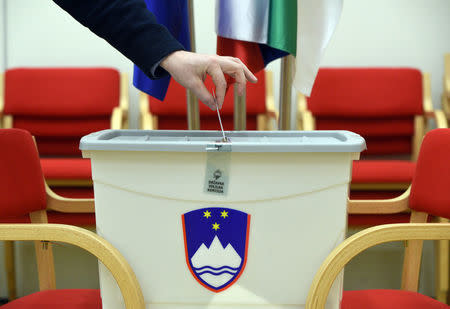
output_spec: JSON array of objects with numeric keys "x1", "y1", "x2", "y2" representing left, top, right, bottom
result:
[
  {"x1": 5, "y1": 0, "x2": 138, "y2": 125},
  {"x1": 322, "y1": 0, "x2": 450, "y2": 110},
  {"x1": 0, "y1": 0, "x2": 4, "y2": 72}
]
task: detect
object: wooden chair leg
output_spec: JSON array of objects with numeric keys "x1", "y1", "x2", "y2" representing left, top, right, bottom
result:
[
  {"x1": 4, "y1": 241, "x2": 17, "y2": 300},
  {"x1": 435, "y1": 218, "x2": 450, "y2": 304}
]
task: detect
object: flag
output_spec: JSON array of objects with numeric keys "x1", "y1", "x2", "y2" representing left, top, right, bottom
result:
[
  {"x1": 294, "y1": 0, "x2": 343, "y2": 95},
  {"x1": 133, "y1": 0, "x2": 191, "y2": 101},
  {"x1": 216, "y1": 0, "x2": 294, "y2": 75},
  {"x1": 216, "y1": 0, "x2": 342, "y2": 96}
]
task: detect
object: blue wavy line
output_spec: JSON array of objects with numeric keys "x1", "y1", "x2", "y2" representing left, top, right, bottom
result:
[
  {"x1": 193, "y1": 266, "x2": 239, "y2": 271},
  {"x1": 195, "y1": 270, "x2": 237, "y2": 276}
]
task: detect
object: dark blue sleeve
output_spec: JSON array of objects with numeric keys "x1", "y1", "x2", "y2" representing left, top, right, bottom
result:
[{"x1": 53, "y1": 0, "x2": 185, "y2": 79}]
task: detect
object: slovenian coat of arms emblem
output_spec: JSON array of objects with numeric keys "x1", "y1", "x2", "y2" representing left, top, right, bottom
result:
[{"x1": 181, "y1": 207, "x2": 250, "y2": 292}]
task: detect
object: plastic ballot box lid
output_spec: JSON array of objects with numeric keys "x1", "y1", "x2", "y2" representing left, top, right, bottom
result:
[{"x1": 80, "y1": 130, "x2": 366, "y2": 153}]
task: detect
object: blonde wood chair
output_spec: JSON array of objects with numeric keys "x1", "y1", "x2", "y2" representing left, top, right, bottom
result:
[
  {"x1": 1, "y1": 68, "x2": 129, "y2": 301},
  {"x1": 0, "y1": 129, "x2": 96, "y2": 301},
  {"x1": 306, "y1": 224, "x2": 450, "y2": 309},
  {"x1": 0, "y1": 224, "x2": 144, "y2": 309},
  {"x1": 297, "y1": 69, "x2": 448, "y2": 301},
  {"x1": 306, "y1": 128, "x2": 450, "y2": 308},
  {"x1": 0, "y1": 128, "x2": 144, "y2": 308},
  {"x1": 2, "y1": 184, "x2": 95, "y2": 301}
]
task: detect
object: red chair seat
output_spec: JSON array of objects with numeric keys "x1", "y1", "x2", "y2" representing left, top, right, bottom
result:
[
  {"x1": 40, "y1": 158, "x2": 92, "y2": 180},
  {"x1": 2, "y1": 289, "x2": 101, "y2": 309},
  {"x1": 50, "y1": 187, "x2": 94, "y2": 199},
  {"x1": 342, "y1": 289, "x2": 449, "y2": 309},
  {"x1": 352, "y1": 161, "x2": 416, "y2": 184},
  {"x1": 348, "y1": 214, "x2": 411, "y2": 227},
  {"x1": 0, "y1": 212, "x2": 95, "y2": 226}
]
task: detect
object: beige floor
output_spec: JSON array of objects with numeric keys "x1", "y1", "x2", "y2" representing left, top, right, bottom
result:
[{"x1": 0, "y1": 227, "x2": 437, "y2": 300}]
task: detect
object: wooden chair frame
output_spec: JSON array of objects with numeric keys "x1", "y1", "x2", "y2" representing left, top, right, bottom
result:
[
  {"x1": 0, "y1": 222, "x2": 144, "y2": 309},
  {"x1": 443, "y1": 54, "x2": 450, "y2": 120},
  {"x1": 3, "y1": 135, "x2": 95, "y2": 300},
  {"x1": 306, "y1": 223, "x2": 450, "y2": 309},
  {"x1": 297, "y1": 72, "x2": 448, "y2": 190},
  {"x1": 348, "y1": 191, "x2": 450, "y2": 303},
  {"x1": 114, "y1": 72, "x2": 130, "y2": 129},
  {"x1": 296, "y1": 70, "x2": 449, "y2": 303},
  {"x1": 139, "y1": 70, "x2": 278, "y2": 130}
]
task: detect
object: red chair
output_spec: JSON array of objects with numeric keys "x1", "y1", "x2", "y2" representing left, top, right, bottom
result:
[
  {"x1": 139, "y1": 70, "x2": 276, "y2": 130},
  {"x1": 306, "y1": 128, "x2": 450, "y2": 309},
  {"x1": 0, "y1": 128, "x2": 144, "y2": 309},
  {"x1": 298, "y1": 68, "x2": 449, "y2": 302},
  {"x1": 297, "y1": 68, "x2": 447, "y2": 225},
  {"x1": 1, "y1": 67, "x2": 128, "y2": 199},
  {"x1": 0, "y1": 67, "x2": 128, "y2": 300}
]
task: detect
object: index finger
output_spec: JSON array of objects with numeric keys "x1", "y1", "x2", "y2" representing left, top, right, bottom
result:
[
  {"x1": 206, "y1": 63, "x2": 227, "y2": 108},
  {"x1": 230, "y1": 57, "x2": 258, "y2": 83}
]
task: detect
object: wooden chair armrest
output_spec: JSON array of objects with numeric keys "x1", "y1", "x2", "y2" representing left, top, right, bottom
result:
[
  {"x1": 119, "y1": 73, "x2": 129, "y2": 110},
  {"x1": 425, "y1": 109, "x2": 448, "y2": 129},
  {"x1": 301, "y1": 110, "x2": 315, "y2": 131},
  {"x1": 442, "y1": 94, "x2": 450, "y2": 119},
  {"x1": 422, "y1": 73, "x2": 433, "y2": 115},
  {"x1": 347, "y1": 186, "x2": 410, "y2": 214},
  {"x1": 444, "y1": 54, "x2": 450, "y2": 97},
  {"x1": 110, "y1": 107, "x2": 124, "y2": 130},
  {"x1": 139, "y1": 92, "x2": 155, "y2": 130},
  {"x1": 0, "y1": 224, "x2": 145, "y2": 309},
  {"x1": 139, "y1": 91, "x2": 149, "y2": 115},
  {"x1": 297, "y1": 92, "x2": 307, "y2": 112},
  {"x1": 2, "y1": 115, "x2": 13, "y2": 129},
  {"x1": 306, "y1": 223, "x2": 450, "y2": 309},
  {"x1": 265, "y1": 70, "x2": 278, "y2": 122},
  {"x1": 296, "y1": 92, "x2": 308, "y2": 130},
  {"x1": 46, "y1": 183, "x2": 95, "y2": 213}
]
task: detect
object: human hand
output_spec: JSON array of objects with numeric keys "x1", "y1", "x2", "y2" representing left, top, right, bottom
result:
[{"x1": 160, "y1": 50, "x2": 258, "y2": 110}]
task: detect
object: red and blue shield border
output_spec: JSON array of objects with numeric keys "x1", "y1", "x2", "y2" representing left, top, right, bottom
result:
[{"x1": 181, "y1": 208, "x2": 251, "y2": 293}]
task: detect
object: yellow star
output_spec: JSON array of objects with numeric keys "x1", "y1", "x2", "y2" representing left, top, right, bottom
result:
[
  {"x1": 220, "y1": 210, "x2": 229, "y2": 218},
  {"x1": 203, "y1": 210, "x2": 211, "y2": 218},
  {"x1": 212, "y1": 222, "x2": 220, "y2": 231}
]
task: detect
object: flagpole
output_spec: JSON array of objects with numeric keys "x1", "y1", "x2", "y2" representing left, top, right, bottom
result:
[
  {"x1": 278, "y1": 55, "x2": 294, "y2": 130},
  {"x1": 186, "y1": 0, "x2": 200, "y2": 130},
  {"x1": 234, "y1": 85, "x2": 246, "y2": 130}
]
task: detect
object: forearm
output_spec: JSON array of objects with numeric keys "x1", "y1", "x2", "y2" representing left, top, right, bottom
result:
[{"x1": 53, "y1": 0, "x2": 184, "y2": 79}]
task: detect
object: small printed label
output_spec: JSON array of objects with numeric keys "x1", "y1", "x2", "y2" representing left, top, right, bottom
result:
[{"x1": 204, "y1": 151, "x2": 231, "y2": 195}]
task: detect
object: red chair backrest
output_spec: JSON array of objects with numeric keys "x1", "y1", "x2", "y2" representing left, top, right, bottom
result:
[
  {"x1": 307, "y1": 68, "x2": 423, "y2": 156},
  {"x1": 0, "y1": 129, "x2": 47, "y2": 218},
  {"x1": 148, "y1": 70, "x2": 267, "y2": 130},
  {"x1": 4, "y1": 68, "x2": 121, "y2": 156},
  {"x1": 409, "y1": 129, "x2": 450, "y2": 219}
]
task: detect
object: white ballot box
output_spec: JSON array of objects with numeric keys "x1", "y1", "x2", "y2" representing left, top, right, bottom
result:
[{"x1": 80, "y1": 130, "x2": 366, "y2": 309}]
